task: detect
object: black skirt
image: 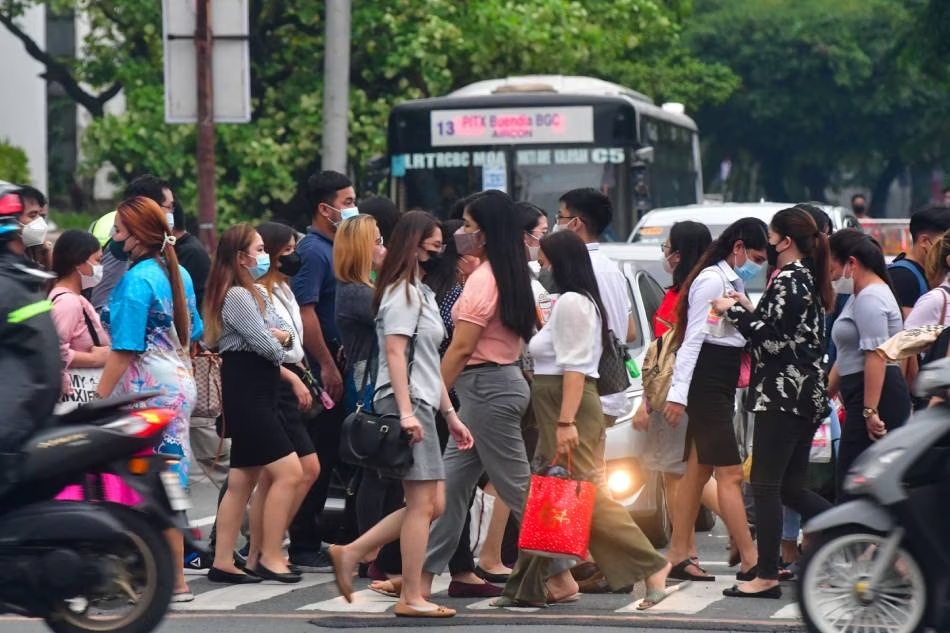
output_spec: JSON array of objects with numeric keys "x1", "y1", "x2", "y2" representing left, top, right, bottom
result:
[
  {"x1": 837, "y1": 365, "x2": 910, "y2": 496},
  {"x1": 684, "y1": 343, "x2": 744, "y2": 466},
  {"x1": 221, "y1": 351, "x2": 295, "y2": 468},
  {"x1": 276, "y1": 364, "x2": 316, "y2": 458}
]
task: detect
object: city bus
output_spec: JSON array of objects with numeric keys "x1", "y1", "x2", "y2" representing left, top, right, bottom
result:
[{"x1": 387, "y1": 75, "x2": 703, "y2": 239}]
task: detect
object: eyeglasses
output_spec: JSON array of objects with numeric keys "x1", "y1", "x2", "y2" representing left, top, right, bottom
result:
[
  {"x1": 661, "y1": 242, "x2": 672, "y2": 253},
  {"x1": 556, "y1": 214, "x2": 575, "y2": 222}
]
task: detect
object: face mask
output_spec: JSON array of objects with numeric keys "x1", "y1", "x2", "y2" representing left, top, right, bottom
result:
[
  {"x1": 527, "y1": 245, "x2": 540, "y2": 262},
  {"x1": 340, "y1": 207, "x2": 360, "y2": 221},
  {"x1": 21, "y1": 216, "x2": 48, "y2": 247},
  {"x1": 249, "y1": 253, "x2": 270, "y2": 279},
  {"x1": 766, "y1": 242, "x2": 780, "y2": 268},
  {"x1": 454, "y1": 228, "x2": 482, "y2": 256},
  {"x1": 419, "y1": 250, "x2": 442, "y2": 273},
  {"x1": 734, "y1": 249, "x2": 763, "y2": 283},
  {"x1": 853, "y1": 205, "x2": 866, "y2": 215},
  {"x1": 324, "y1": 204, "x2": 344, "y2": 229},
  {"x1": 550, "y1": 221, "x2": 567, "y2": 234},
  {"x1": 108, "y1": 238, "x2": 130, "y2": 261},
  {"x1": 278, "y1": 252, "x2": 302, "y2": 276},
  {"x1": 832, "y1": 265, "x2": 854, "y2": 295},
  {"x1": 166, "y1": 212, "x2": 176, "y2": 230},
  {"x1": 80, "y1": 263, "x2": 104, "y2": 289},
  {"x1": 661, "y1": 254, "x2": 675, "y2": 275}
]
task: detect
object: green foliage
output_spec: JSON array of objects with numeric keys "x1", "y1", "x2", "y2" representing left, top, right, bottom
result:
[
  {"x1": 0, "y1": 139, "x2": 31, "y2": 184},
  {"x1": 3, "y1": 0, "x2": 737, "y2": 226},
  {"x1": 687, "y1": 0, "x2": 950, "y2": 204}
]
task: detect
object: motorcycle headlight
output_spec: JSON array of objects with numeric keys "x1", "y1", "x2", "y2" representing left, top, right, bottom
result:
[{"x1": 843, "y1": 447, "x2": 906, "y2": 493}]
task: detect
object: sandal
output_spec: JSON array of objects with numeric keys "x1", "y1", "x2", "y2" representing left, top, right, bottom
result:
[
  {"x1": 393, "y1": 603, "x2": 456, "y2": 618},
  {"x1": 636, "y1": 581, "x2": 692, "y2": 611},
  {"x1": 545, "y1": 591, "x2": 580, "y2": 604},
  {"x1": 668, "y1": 559, "x2": 715, "y2": 582},
  {"x1": 369, "y1": 578, "x2": 402, "y2": 598}
]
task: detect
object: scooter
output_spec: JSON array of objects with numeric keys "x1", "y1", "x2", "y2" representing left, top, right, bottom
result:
[
  {"x1": 797, "y1": 358, "x2": 950, "y2": 633},
  {"x1": 0, "y1": 392, "x2": 196, "y2": 633}
]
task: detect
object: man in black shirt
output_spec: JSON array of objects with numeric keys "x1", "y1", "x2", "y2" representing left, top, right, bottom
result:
[
  {"x1": 888, "y1": 204, "x2": 950, "y2": 318},
  {"x1": 170, "y1": 200, "x2": 211, "y2": 309}
]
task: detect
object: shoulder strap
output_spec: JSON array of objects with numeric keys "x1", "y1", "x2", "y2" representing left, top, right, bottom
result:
[
  {"x1": 938, "y1": 285, "x2": 950, "y2": 325},
  {"x1": 889, "y1": 259, "x2": 928, "y2": 296},
  {"x1": 51, "y1": 290, "x2": 102, "y2": 347},
  {"x1": 366, "y1": 283, "x2": 426, "y2": 401}
]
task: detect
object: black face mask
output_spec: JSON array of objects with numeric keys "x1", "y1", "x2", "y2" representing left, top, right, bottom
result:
[
  {"x1": 419, "y1": 250, "x2": 442, "y2": 273},
  {"x1": 278, "y1": 252, "x2": 302, "y2": 276},
  {"x1": 853, "y1": 204, "x2": 866, "y2": 215},
  {"x1": 766, "y1": 242, "x2": 780, "y2": 268},
  {"x1": 108, "y1": 238, "x2": 130, "y2": 262}
]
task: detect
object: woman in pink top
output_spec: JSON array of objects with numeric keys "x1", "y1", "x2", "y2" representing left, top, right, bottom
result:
[
  {"x1": 420, "y1": 190, "x2": 538, "y2": 597},
  {"x1": 49, "y1": 230, "x2": 110, "y2": 394}
]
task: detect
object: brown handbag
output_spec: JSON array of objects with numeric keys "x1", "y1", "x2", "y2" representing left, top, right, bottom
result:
[{"x1": 192, "y1": 348, "x2": 222, "y2": 419}]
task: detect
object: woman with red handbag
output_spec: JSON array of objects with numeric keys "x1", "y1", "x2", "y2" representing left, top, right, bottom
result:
[{"x1": 497, "y1": 230, "x2": 679, "y2": 610}]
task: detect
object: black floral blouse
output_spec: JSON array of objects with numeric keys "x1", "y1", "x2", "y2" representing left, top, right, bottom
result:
[{"x1": 725, "y1": 259, "x2": 828, "y2": 421}]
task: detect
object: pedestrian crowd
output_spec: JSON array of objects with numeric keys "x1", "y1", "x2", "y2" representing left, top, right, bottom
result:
[{"x1": 15, "y1": 170, "x2": 950, "y2": 616}]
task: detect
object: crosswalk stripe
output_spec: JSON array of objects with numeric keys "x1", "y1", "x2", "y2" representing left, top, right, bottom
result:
[
  {"x1": 617, "y1": 579, "x2": 734, "y2": 614},
  {"x1": 771, "y1": 603, "x2": 801, "y2": 619},
  {"x1": 174, "y1": 577, "x2": 333, "y2": 611},
  {"x1": 296, "y1": 575, "x2": 452, "y2": 612}
]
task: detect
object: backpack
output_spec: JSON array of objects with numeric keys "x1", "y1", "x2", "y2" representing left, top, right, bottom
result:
[
  {"x1": 888, "y1": 259, "x2": 928, "y2": 299},
  {"x1": 641, "y1": 332, "x2": 678, "y2": 410}
]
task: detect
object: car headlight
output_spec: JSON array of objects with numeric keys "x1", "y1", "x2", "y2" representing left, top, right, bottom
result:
[
  {"x1": 607, "y1": 468, "x2": 637, "y2": 497},
  {"x1": 843, "y1": 447, "x2": 906, "y2": 493}
]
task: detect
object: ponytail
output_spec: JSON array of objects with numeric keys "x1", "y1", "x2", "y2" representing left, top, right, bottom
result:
[{"x1": 160, "y1": 236, "x2": 191, "y2": 345}]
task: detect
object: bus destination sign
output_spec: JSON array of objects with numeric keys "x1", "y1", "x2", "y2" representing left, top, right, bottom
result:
[{"x1": 430, "y1": 107, "x2": 594, "y2": 147}]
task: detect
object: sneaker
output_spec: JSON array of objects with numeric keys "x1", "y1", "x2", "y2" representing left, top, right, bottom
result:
[
  {"x1": 184, "y1": 551, "x2": 212, "y2": 570},
  {"x1": 289, "y1": 548, "x2": 334, "y2": 573}
]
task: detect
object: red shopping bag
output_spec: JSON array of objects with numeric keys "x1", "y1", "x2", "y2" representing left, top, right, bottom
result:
[{"x1": 518, "y1": 456, "x2": 596, "y2": 560}]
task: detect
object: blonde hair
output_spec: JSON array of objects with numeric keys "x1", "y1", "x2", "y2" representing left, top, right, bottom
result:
[{"x1": 333, "y1": 215, "x2": 376, "y2": 286}]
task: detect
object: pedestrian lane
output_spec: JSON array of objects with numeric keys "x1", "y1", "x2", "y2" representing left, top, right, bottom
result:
[{"x1": 175, "y1": 567, "x2": 803, "y2": 624}]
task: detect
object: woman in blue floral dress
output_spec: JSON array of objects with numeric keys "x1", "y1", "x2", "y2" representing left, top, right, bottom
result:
[{"x1": 96, "y1": 196, "x2": 203, "y2": 603}]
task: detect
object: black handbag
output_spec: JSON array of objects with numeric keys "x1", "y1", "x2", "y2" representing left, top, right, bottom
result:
[
  {"x1": 338, "y1": 293, "x2": 423, "y2": 477},
  {"x1": 597, "y1": 328, "x2": 632, "y2": 396}
]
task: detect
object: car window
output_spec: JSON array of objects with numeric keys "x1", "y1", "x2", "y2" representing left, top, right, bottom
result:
[
  {"x1": 623, "y1": 272, "x2": 644, "y2": 352},
  {"x1": 637, "y1": 271, "x2": 665, "y2": 338}
]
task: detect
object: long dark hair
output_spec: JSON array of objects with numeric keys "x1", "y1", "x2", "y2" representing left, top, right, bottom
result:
[
  {"x1": 517, "y1": 201, "x2": 546, "y2": 233},
  {"x1": 51, "y1": 230, "x2": 100, "y2": 279},
  {"x1": 668, "y1": 221, "x2": 712, "y2": 291},
  {"x1": 424, "y1": 218, "x2": 463, "y2": 304},
  {"x1": 203, "y1": 224, "x2": 263, "y2": 345},
  {"x1": 118, "y1": 196, "x2": 191, "y2": 345},
  {"x1": 771, "y1": 207, "x2": 834, "y2": 310},
  {"x1": 672, "y1": 217, "x2": 768, "y2": 348},
  {"x1": 829, "y1": 228, "x2": 896, "y2": 296},
  {"x1": 373, "y1": 210, "x2": 438, "y2": 312},
  {"x1": 540, "y1": 230, "x2": 610, "y2": 348},
  {"x1": 465, "y1": 190, "x2": 535, "y2": 341}
]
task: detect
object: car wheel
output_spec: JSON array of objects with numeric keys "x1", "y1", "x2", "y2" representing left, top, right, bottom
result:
[{"x1": 632, "y1": 473, "x2": 671, "y2": 548}]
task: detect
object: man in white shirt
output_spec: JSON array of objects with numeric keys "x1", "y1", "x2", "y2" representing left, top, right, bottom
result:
[{"x1": 552, "y1": 188, "x2": 636, "y2": 425}]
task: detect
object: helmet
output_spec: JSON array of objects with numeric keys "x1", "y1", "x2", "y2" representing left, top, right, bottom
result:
[
  {"x1": 0, "y1": 181, "x2": 24, "y2": 238},
  {"x1": 89, "y1": 210, "x2": 117, "y2": 248}
]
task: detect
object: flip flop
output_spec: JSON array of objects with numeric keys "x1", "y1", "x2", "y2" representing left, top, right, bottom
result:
[
  {"x1": 369, "y1": 578, "x2": 402, "y2": 598},
  {"x1": 328, "y1": 545, "x2": 353, "y2": 603},
  {"x1": 393, "y1": 603, "x2": 456, "y2": 618},
  {"x1": 668, "y1": 559, "x2": 715, "y2": 582},
  {"x1": 636, "y1": 580, "x2": 692, "y2": 611}
]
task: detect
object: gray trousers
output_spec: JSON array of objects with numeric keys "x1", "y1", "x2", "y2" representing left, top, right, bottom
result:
[{"x1": 424, "y1": 364, "x2": 531, "y2": 574}]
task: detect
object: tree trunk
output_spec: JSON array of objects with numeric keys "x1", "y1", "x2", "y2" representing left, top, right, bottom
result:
[
  {"x1": 870, "y1": 158, "x2": 903, "y2": 218},
  {"x1": 760, "y1": 154, "x2": 789, "y2": 202}
]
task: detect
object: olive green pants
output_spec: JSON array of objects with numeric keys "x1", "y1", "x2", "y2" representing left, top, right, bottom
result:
[{"x1": 503, "y1": 375, "x2": 667, "y2": 602}]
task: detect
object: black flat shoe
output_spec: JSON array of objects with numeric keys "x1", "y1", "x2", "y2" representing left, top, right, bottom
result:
[
  {"x1": 207, "y1": 567, "x2": 263, "y2": 584},
  {"x1": 475, "y1": 565, "x2": 511, "y2": 583},
  {"x1": 736, "y1": 565, "x2": 758, "y2": 581},
  {"x1": 722, "y1": 584, "x2": 782, "y2": 599},
  {"x1": 252, "y1": 563, "x2": 302, "y2": 583}
]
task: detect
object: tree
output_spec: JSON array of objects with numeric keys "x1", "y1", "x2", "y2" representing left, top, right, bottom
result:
[
  {"x1": 687, "y1": 0, "x2": 950, "y2": 212},
  {"x1": 1, "y1": 0, "x2": 737, "y2": 226}
]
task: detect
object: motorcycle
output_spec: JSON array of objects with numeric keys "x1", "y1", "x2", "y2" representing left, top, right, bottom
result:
[
  {"x1": 0, "y1": 392, "x2": 196, "y2": 633},
  {"x1": 797, "y1": 358, "x2": 950, "y2": 633}
]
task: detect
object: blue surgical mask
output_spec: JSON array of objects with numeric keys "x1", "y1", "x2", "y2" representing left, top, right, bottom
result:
[
  {"x1": 734, "y1": 249, "x2": 763, "y2": 283},
  {"x1": 249, "y1": 253, "x2": 271, "y2": 279},
  {"x1": 340, "y1": 207, "x2": 360, "y2": 221}
]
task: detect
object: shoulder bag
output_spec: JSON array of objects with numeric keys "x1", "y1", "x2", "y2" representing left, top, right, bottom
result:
[
  {"x1": 584, "y1": 294, "x2": 632, "y2": 396},
  {"x1": 338, "y1": 287, "x2": 423, "y2": 477}
]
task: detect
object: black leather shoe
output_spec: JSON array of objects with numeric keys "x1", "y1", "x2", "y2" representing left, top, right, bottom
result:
[
  {"x1": 722, "y1": 584, "x2": 782, "y2": 599},
  {"x1": 252, "y1": 563, "x2": 302, "y2": 584},
  {"x1": 736, "y1": 565, "x2": 758, "y2": 581},
  {"x1": 207, "y1": 567, "x2": 263, "y2": 584}
]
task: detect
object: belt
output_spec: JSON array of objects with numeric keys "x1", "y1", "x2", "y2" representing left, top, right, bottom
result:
[{"x1": 462, "y1": 362, "x2": 518, "y2": 371}]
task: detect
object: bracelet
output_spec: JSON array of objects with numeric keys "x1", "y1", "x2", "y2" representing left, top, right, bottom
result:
[
  {"x1": 400, "y1": 414, "x2": 416, "y2": 420},
  {"x1": 441, "y1": 406, "x2": 455, "y2": 417},
  {"x1": 557, "y1": 420, "x2": 575, "y2": 427}
]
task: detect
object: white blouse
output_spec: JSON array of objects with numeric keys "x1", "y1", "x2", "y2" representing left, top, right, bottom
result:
[
  {"x1": 529, "y1": 292, "x2": 603, "y2": 377},
  {"x1": 258, "y1": 281, "x2": 305, "y2": 365}
]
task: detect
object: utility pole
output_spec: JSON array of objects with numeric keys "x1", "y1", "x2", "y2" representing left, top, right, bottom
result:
[
  {"x1": 195, "y1": 0, "x2": 217, "y2": 251},
  {"x1": 321, "y1": 0, "x2": 351, "y2": 174}
]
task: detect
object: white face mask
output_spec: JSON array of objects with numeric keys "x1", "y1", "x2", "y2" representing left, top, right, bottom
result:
[
  {"x1": 832, "y1": 265, "x2": 854, "y2": 295},
  {"x1": 80, "y1": 263, "x2": 104, "y2": 289},
  {"x1": 22, "y1": 216, "x2": 48, "y2": 247},
  {"x1": 166, "y1": 212, "x2": 176, "y2": 230},
  {"x1": 550, "y1": 221, "x2": 566, "y2": 234}
]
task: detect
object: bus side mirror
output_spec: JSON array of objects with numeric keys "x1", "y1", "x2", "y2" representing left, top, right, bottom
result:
[{"x1": 634, "y1": 146, "x2": 655, "y2": 165}]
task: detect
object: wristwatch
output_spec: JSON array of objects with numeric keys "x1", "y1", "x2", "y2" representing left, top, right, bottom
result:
[{"x1": 862, "y1": 407, "x2": 879, "y2": 419}]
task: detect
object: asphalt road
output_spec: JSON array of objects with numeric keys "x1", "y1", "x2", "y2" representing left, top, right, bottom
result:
[{"x1": 0, "y1": 476, "x2": 806, "y2": 633}]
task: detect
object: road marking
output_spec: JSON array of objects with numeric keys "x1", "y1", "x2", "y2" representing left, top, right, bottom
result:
[
  {"x1": 771, "y1": 602, "x2": 801, "y2": 619},
  {"x1": 618, "y1": 579, "x2": 732, "y2": 614},
  {"x1": 173, "y1": 577, "x2": 333, "y2": 611},
  {"x1": 296, "y1": 575, "x2": 452, "y2": 612},
  {"x1": 189, "y1": 514, "x2": 217, "y2": 528}
]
